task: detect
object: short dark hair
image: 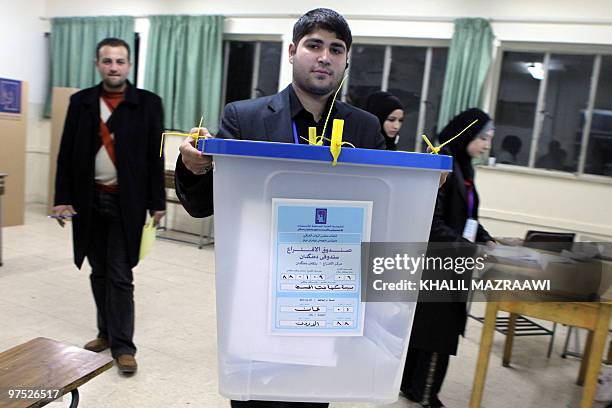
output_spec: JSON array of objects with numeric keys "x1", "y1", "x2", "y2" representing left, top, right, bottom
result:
[
  {"x1": 293, "y1": 8, "x2": 352, "y2": 52},
  {"x1": 96, "y1": 37, "x2": 130, "y2": 61}
]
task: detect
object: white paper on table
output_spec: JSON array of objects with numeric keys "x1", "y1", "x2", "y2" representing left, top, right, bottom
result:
[{"x1": 485, "y1": 244, "x2": 577, "y2": 270}]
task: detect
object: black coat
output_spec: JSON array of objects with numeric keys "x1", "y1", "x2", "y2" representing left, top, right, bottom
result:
[
  {"x1": 430, "y1": 161, "x2": 492, "y2": 244},
  {"x1": 409, "y1": 160, "x2": 493, "y2": 355},
  {"x1": 175, "y1": 85, "x2": 385, "y2": 216},
  {"x1": 54, "y1": 82, "x2": 166, "y2": 268}
]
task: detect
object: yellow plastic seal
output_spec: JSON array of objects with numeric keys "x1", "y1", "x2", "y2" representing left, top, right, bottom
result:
[
  {"x1": 330, "y1": 119, "x2": 345, "y2": 166},
  {"x1": 422, "y1": 118, "x2": 479, "y2": 155}
]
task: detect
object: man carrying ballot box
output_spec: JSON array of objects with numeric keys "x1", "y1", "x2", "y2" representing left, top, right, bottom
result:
[{"x1": 176, "y1": 8, "x2": 385, "y2": 408}]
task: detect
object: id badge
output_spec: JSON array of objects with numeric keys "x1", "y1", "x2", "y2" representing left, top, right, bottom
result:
[{"x1": 462, "y1": 218, "x2": 478, "y2": 243}]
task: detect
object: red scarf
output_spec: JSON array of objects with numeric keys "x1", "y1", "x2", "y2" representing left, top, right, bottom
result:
[{"x1": 99, "y1": 90, "x2": 124, "y2": 165}]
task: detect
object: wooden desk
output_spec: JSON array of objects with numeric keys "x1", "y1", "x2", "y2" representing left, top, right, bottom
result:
[
  {"x1": 470, "y1": 301, "x2": 612, "y2": 408},
  {"x1": 0, "y1": 337, "x2": 113, "y2": 407}
]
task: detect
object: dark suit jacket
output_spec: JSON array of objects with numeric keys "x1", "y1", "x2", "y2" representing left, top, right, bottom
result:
[
  {"x1": 175, "y1": 85, "x2": 385, "y2": 217},
  {"x1": 54, "y1": 82, "x2": 166, "y2": 268}
]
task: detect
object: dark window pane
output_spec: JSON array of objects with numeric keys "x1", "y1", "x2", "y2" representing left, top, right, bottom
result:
[
  {"x1": 133, "y1": 33, "x2": 140, "y2": 85},
  {"x1": 347, "y1": 44, "x2": 385, "y2": 109},
  {"x1": 225, "y1": 41, "x2": 254, "y2": 104},
  {"x1": 536, "y1": 53, "x2": 594, "y2": 172},
  {"x1": 586, "y1": 56, "x2": 612, "y2": 176},
  {"x1": 387, "y1": 46, "x2": 426, "y2": 151},
  {"x1": 256, "y1": 42, "x2": 282, "y2": 98},
  {"x1": 493, "y1": 51, "x2": 543, "y2": 166},
  {"x1": 423, "y1": 47, "x2": 448, "y2": 151}
]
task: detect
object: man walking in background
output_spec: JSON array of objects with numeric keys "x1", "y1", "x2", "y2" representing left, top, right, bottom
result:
[{"x1": 53, "y1": 37, "x2": 166, "y2": 374}]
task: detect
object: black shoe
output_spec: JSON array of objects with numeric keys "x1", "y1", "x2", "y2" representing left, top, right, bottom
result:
[
  {"x1": 401, "y1": 388, "x2": 421, "y2": 403},
  {"x1": 422, "y1": 396, "x2": 445, "y2": 408}
]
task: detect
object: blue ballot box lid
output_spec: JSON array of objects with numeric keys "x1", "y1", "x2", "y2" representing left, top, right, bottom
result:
[{"x1": 198, "y1": 138, "x2": 452, "y2": 171}]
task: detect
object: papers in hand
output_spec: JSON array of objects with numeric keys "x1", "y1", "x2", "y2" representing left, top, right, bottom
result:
[{"x1": 139, "y1": 219, "x2": 156, "y2": 260}]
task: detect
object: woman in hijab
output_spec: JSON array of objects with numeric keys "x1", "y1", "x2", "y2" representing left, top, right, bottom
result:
[
  {"x1": 400, "y1": 108, "x2": 496, "y2": 408},
  {"x1": 364, "y1": 91, "x2": 405, "y2": 150}
]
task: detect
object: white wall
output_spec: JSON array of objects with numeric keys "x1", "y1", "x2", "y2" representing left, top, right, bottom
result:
[
  {"x1": 1, "y1": 0, "x2": 48, "y2": 104},
  {"x1": 43, "y1": 0, "x2": 612, "y2": 56},
  {"x1": 0, "y1": 0, "x2": 51, "y2": 204},
  {"x1": 477, "y1": 165, "x2": 612, "y2": 240},
  {"x1": 42, "y1": 0, "x2": 612, "y2": 22},
  {"x1": 9, "y1": 0, "x2": 612, "y2": 239}
]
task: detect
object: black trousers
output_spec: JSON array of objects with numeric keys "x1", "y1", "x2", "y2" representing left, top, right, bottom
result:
[
  {"x1": 87, "y1": 191, "x2": 136, "y2": 358},
  {"x1": 230, "y1": 401, "x2": 328, "y2": 408},
  {"x1": 400, "y1": 348, "x2": 449, "y2": 406}
]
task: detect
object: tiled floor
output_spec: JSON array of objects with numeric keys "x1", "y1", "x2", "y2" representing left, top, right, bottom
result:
[{"x1": 0, "y1": 205, "x2": 608, "y2": 407}]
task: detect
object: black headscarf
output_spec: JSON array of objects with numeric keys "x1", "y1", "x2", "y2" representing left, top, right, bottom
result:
[
  {"x1": 436, "y1": 108, "x2": 492, "y2": 180},
  {"x1": 364, "y1": 91, "x2": 404, "y2": 150}
]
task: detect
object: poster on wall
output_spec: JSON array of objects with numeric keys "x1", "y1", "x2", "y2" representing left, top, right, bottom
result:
[{"x1": 0, "y1": 78, "x2": 22, "y2": 118}]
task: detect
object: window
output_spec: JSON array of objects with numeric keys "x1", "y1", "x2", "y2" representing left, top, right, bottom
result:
[
  {"x1": 345, "y1": 44, "x2": 385, "y2": 109},
  {"x1": 222, "y1": 40, "x2": 282, "y2": 105},
  {"x1": 493, "y1": 52, "x2": 541, "y2": 166},
  {"x1": 588, "y1": 56, "x2": 612, "y2": 176},
  {"x1": 421, "y1": 47, "x2": 448, "y2": 151},
  {"x1": 537, "y1": 53, "x2": 593, "y2": 173},
  {"x1": 387, "y1": 46, "x2": 426, "y2": 151},
  {"x1": 493, "y1": 48, "x2": 612, "y2": 177},
  {"x1": 345, "y1": 43, "x2": 448, "y2": 151}
]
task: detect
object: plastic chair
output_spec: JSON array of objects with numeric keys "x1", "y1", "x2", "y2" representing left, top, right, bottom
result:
[
  {"x1": 469, "y1": 230, "x2": 575, "y2": 359},
  {"x1": 515, "y1": 230, "x2": 576, "y2": 358},
  {"x1": 524, "y1": 230, "x2": 575, "y2": 252}
]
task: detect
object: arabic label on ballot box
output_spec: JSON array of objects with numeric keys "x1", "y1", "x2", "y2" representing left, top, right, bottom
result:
[{"x1": 270, "y1": 198, "x2": 372, "y2": 336}]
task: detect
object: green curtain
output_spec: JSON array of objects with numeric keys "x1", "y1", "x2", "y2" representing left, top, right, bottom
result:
[
  {"x1": 145, "y1": 15, "x2": 223, "y2": 133},
  {"x1": 437, "y1": 18, "x2": 494, "y2": 131},
  {"x1": 45, "y1": 16, "x2": 135, "y2": 116}
]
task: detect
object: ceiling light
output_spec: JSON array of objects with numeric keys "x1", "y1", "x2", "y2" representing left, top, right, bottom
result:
[{"x1": 526, "y1": 62, "x2": 544, "y2": 80}]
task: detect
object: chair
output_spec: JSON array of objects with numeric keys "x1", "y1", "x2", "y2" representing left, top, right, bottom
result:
[
  {"x1": 157, "y1": 169, "x2": 214, "y2": 248},
  {"x1": 561, "y1": 326, "x2": 584, "y2": 359},
  {"x1": 511, "y1": 230, "x2": 576, "y2": 358},
  {"x1": 469, "y1": 230, "x2": 575, "y2": 359},
  {"x1": 524, "y1": 230, "x2": 575, "y2": 252}
]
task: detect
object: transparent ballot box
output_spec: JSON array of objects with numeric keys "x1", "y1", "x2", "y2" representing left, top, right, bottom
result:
[{"x1": 199, "y1": 138, "x2": 452, "y2": 403}]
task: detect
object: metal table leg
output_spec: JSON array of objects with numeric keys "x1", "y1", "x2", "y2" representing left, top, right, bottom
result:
[{"x1": 69, "y1": 389, "x2": 79, "y2": 408}]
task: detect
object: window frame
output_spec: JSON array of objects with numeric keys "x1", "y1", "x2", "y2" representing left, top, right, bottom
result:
[
  {"x1": 488, "y1": 41, "x2": 612, "y2": 178},
  {"x1": 344, "y1": 37, "x2": 450, "y2": 151},
  {"x1": 221, "y1": 34, "x2": 283, "y2": 107}
]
